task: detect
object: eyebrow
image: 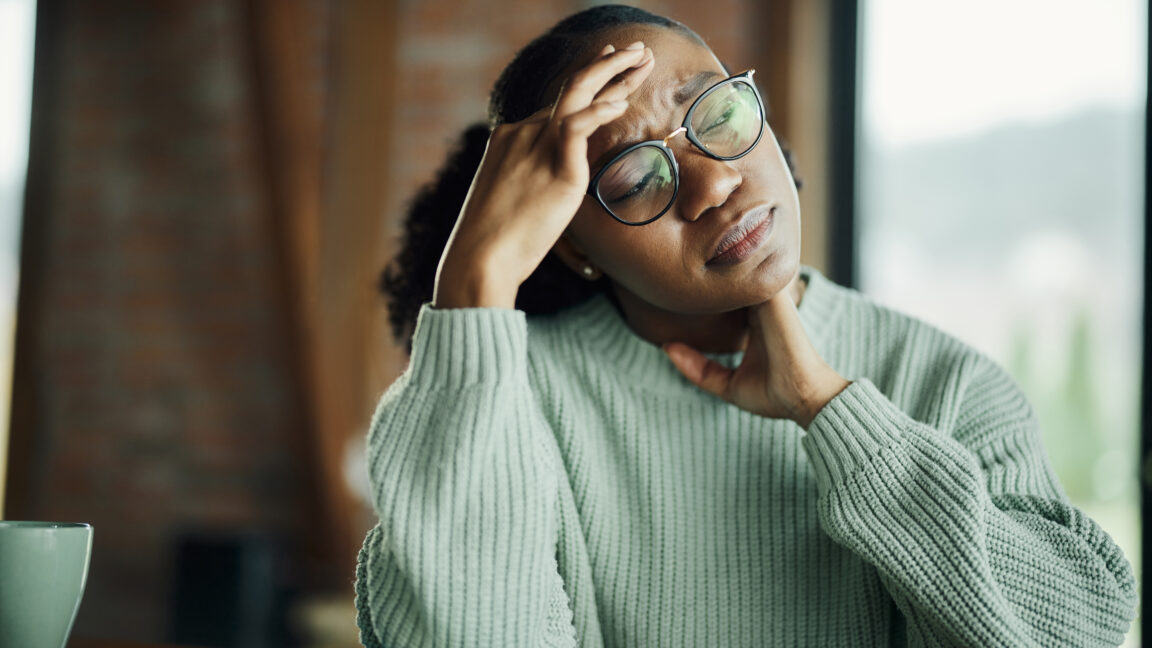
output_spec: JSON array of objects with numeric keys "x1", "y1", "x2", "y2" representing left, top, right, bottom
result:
[{"x1": 673, "y1": 71, "x2": 722, "y2": 105}]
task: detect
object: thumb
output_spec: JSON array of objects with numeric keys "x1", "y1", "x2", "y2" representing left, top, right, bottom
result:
[{"x1": 662, "y1": 342, "x2": 734, "y2": 399}]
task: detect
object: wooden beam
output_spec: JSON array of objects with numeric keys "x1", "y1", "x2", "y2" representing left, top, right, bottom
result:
[
  {"x1": 751, "y1": 0, "x2": 793, "y2": 147},
  {"x1": 747, "y1": 0, "x2": 834, "y2": 277},
  {"x1": 789, "y1": 0, "x2": 834, "y2": 276},
  {"x1": 244, "y1": 0, "x2": 355, "y2": 587},
  {"x1": 315, "y1": 0, "x2": 400, "y2": 578},
  {"x1": 238, "y1": 0, "x2": 402, "y2": 589}
]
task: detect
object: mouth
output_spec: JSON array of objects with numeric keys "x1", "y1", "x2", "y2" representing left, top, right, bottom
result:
[{"x1": 706, "y1": 205, "x2": 776, "y2": 267}]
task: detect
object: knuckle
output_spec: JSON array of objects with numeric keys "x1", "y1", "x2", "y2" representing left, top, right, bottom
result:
[
  {"x1": 516, "y1": 125, "x2": 541, "y2": 145},
  {"x1": 559, "y1": 117, "x2": 582, "y2": 138}
]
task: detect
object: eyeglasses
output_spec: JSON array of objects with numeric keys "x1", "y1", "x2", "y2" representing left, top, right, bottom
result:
[{"x1": 587, "y1": 69, "x2": 766, "y2": 226}]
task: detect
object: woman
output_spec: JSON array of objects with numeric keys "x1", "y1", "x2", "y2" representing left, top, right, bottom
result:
[{"x1": 356, "y1": 5, "x2": 1137, "y2": 647}]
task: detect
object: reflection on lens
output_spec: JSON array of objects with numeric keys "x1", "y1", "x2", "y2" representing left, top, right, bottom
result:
[
  {"x1": 690, "y1": 81, "x2": 763, "y2": 158},
  {"x1": 596, "y1": 146, "x2": 675, "y2": 223}
]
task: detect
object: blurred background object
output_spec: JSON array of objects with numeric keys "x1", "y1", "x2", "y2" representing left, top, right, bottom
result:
[
  {"x1": 0, "y1": 0, "x2": 1144, "y2": 646},
  {"x1": 0, "y1": 0, "x2": 35, "y2": 515}
]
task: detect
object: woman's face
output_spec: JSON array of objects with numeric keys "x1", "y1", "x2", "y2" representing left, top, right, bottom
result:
[{"x1": 564, "y1": 25, "x2": 802, "y2": 315}]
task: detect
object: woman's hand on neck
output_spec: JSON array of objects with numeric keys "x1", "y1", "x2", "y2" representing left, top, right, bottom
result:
[{"x1": 657, "y1": 272, "x2": 849, "y2": 429}]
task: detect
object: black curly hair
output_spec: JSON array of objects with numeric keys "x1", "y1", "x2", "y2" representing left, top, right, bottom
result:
[{"x1": 380, "y1": 4, "x2": 800, "y2": 348}]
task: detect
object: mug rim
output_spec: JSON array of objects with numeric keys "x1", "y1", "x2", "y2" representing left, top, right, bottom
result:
[{"x1": 0, "y1": 521, "x2": 91, "y2": 529}]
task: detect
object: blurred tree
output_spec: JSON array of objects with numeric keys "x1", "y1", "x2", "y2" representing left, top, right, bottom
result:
[{"x1": 1038, "y1": 307, "x2": 1103, "y2": 502}]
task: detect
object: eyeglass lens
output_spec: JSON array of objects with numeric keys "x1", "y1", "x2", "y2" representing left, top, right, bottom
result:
[
  {"x1": 597, "y1": 146, "x2": 677, "y2": 224},
  {"x1": 689, "y1": 81, "x2": 763, "y2": 158},
  {"x1": 596, "y1": 78, "x2": 763, "y2": 224}
]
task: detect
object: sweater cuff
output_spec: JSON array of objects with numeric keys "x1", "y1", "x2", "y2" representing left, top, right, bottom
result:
[
  {"x1": 405, "y1": 303, "x2": 528, "y2": 390},
  {"x1": 802, "y1": 378, "x2": 909, "y2": 495}
]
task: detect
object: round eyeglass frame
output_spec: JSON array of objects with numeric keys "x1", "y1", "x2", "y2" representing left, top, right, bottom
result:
[{"x1": 586, "y1": 69, "x2": 766, "y2": 226}]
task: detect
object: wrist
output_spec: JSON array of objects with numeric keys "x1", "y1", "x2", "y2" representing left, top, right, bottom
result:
[
  {"x1": 433, "y1": 252, "x2": 519, "y2": 309},
  {"x1": 797, "y1": 375, "x2": 853, "y2": 430}
]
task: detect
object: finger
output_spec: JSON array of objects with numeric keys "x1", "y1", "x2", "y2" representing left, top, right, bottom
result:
[
  {"x1": 553, "y1": 100, "x2": 629, "y2": 182},
  {"x1": 592, "y1": 52, "x2": 655, "y2": 104},
  {"x1": 531, "y1": 44, "x2": 628, "y2": 124},
  {"x1": 535, "y1": 45, "x2": 614, "y2": 124},
  {"x1": 552, "y1": 43, "x2": 650, "y2": 119},
  {"x1": 663, "y1": 342, "x2": 735, "y2": 399},
  {"x1": 559, "y1": 99, "x2": 629, "y2": 142}
]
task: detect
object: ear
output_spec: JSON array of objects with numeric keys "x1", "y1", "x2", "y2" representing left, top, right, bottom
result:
[{"x1": 551, "y1": 233, "x2": 603, "y2": 281}]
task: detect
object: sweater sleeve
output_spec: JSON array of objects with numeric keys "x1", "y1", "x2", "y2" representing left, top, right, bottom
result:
[
  {"x1": 354, "y1": 305, "x2": 578, "y2": 648},
  {"x1": 801, "y1": 362, "x2": 1138, "y2": 647}
]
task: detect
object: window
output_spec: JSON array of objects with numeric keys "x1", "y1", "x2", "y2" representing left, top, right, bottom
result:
[{"x1": 857, "y1": 2, "x2": 1146, "y2": 643}]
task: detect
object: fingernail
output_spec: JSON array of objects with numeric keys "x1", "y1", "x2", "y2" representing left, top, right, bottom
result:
[
  {"x1": 624, "y1": 41, "x2": 644, "y2": 50},
  {"x1": 601, "y1": 44, "x2": 615, "y2": 55},
  {"x1": 609, "y1": 100, "x2": 628, "y2": 109},
  {"x1": 630, "y1": 48, "x2": 652, "y2": 68}
]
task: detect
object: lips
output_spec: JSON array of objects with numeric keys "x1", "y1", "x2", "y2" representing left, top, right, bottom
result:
[{"x1": 707, "y1": 205, "x2": 775, "y2": 266}]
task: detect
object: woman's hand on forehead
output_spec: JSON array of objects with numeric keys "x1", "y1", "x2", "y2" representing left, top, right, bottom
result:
[{"x1": 432, "y1": 42, "x2": 655, "y2": 310}]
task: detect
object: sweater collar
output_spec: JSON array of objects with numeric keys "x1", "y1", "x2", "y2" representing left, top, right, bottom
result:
[{"x1": 558, "y1": 265, "x2": 843, "y2": 394}]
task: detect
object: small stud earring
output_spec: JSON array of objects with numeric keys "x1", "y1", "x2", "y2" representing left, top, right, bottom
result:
[{"x1": 582, "y1": 265, "x2": 595, "y2": 278}]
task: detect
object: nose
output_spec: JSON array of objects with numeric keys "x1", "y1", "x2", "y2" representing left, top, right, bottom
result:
[{"x1": 674, "y1": 148, "x2": 743, "y2": 222}]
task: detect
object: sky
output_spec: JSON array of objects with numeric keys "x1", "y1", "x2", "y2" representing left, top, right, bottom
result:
[{"x1": 861, "y1": 0, "x2": 1147, "y2": 147}]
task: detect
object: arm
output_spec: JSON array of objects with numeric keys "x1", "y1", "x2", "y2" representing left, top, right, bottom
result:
[
  {"x1": 356, "y1": 41, "x2": 658, "y2": 647},
  {"x1": 803, "y1": 364, "x2": 1137, "y2": 647},
  {"x1": 663, "y1": 284, "x2": 1137, "y2": 646},
  {"x1": 354, "y1": 306, "x2": 577, "y2": 647}
]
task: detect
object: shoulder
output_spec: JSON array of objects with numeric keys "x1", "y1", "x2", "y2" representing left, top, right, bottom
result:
[{"x1": 803, "y1": 266, "x2": 981, "y2": 369}]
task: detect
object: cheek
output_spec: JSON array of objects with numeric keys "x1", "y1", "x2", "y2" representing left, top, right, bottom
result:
[{"x1": 570, "y1": 209, "x2": 693, "y2": 286}]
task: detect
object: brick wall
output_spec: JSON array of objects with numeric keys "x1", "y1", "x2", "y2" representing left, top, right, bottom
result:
[{"x1": 11, "y1": 0, "x2": 323, "y2": 641}]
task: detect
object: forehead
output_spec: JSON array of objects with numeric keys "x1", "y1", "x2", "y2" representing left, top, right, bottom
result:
[{"x1": 582, "y1": 25, "x2": 727, "y2": 164}]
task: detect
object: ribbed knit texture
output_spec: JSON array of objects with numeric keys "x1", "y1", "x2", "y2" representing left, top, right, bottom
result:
[{"x1": 355, "y1": 265, "x2": 1137, "y2": 647}]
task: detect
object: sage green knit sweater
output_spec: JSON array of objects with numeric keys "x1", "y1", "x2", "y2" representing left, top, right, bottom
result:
[{"x1": 354, "y1": 265, "x2": 1137, "y2": 647}]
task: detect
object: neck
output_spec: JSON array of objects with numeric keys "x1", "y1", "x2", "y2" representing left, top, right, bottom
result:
[{"x1": 608, "y1": 273, "x2": 807, "y2": 354}]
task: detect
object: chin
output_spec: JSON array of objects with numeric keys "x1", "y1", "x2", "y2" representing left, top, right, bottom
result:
[
  {"x1": 742, "y1": 243, "x2": 800, "y2": 298},
  {"x1": 671, "y1": 264, "x2": 800, "y2": 315},
  {"x1": 611, "y1": 238, "x2": 802, "y2": 316}
]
